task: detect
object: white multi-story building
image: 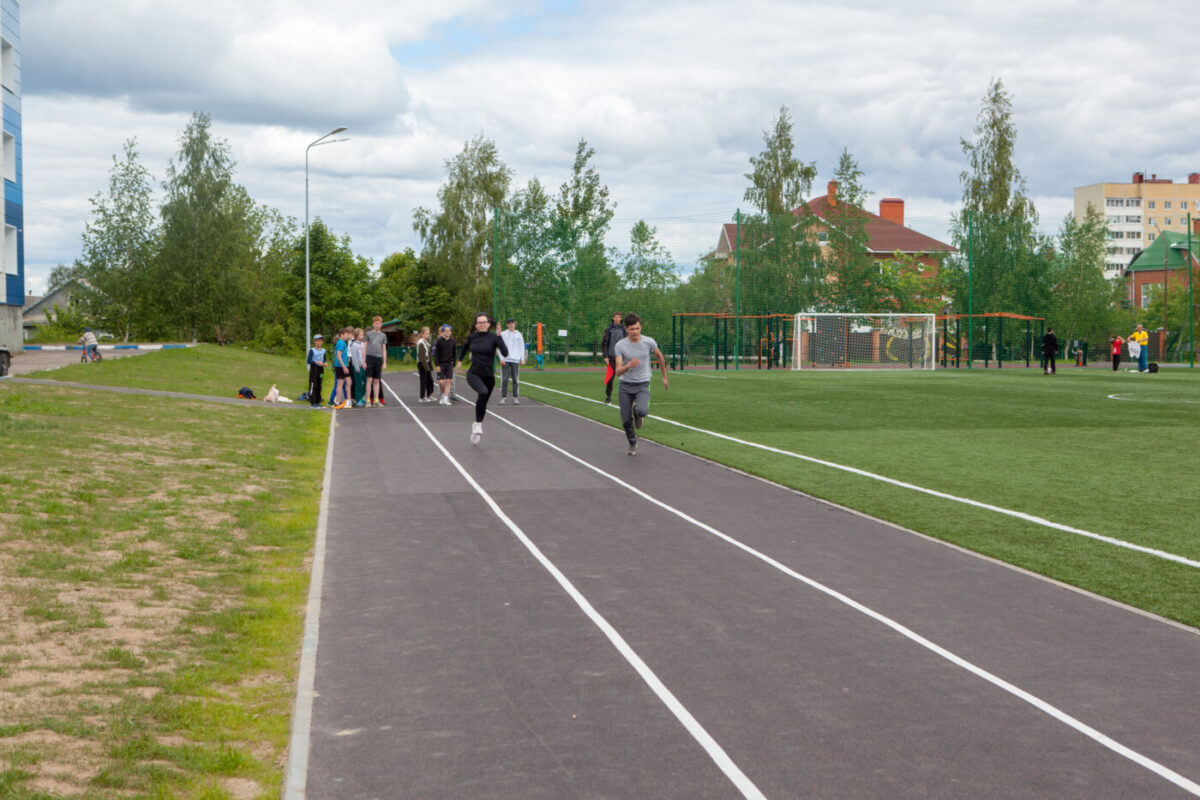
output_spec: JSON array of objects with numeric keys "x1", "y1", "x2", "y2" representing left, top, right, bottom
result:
[{"x1": 1074, "y1": 172, "x2": 1200, "y2": 281}]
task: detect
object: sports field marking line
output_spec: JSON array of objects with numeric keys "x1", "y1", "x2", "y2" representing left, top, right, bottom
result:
[
  {"x1": 670, "y1": 370, "x2": 728, "y2": 379},
  {"x1": 522, "y1": 381, "x2": 1200, "y2": 571},
  {"x1": 1108, "y1": 393, "x2": 1200, "y2": 404},
  {"x1": 283, "y1": 412, "x2": 336, "y2": 800},
  {"x1": 384, "y1": 381, "x2": 766, "y2": 800},
  {"x1": 482, "y1": 405, "x2": 1200, "y2": 797}
]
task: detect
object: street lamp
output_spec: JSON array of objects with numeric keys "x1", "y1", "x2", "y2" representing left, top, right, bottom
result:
[
  {"x1": 1170, "y1": 231, "x2": 1195, "y2": 368},
  {"x1": 305, "y1": 126, "x2": 350, "y2": 348}
]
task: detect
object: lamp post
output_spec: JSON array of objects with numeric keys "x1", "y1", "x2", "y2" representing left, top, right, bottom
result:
[
  {"x1": 305, "y1": 126, "x2": 349, "y2": 348},
  {"x1": 1170, "y1": 229, "x2": 1195, "y2": 368}
]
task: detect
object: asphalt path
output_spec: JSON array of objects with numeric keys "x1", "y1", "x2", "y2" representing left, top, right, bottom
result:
[{"x1": 295, "y1": 371, "x2": 1200, "y2": 799}]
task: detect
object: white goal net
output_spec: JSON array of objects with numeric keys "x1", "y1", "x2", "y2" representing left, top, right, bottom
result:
[{"x1": 792, "y1": 313, "x2": 936, "y2": 370}]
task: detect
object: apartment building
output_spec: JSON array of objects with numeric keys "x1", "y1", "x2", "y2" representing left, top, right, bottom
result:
[
  {"x1": 1074, "y1": 172, "x2": 1200, "y2": 280},
  {"x1": 0, "y1": 0, "x2": 20, "y2": 351}
]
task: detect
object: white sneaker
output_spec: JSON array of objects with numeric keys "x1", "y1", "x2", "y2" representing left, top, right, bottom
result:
[
  {"x1": 471, "y1": 422, "x2": 482, "y2": 445},
  {"x1": 441, "y1": 396, "x2": 450, "y2": 406},
  {"x1": 513, "y1": 397, "x2": 520, "y2": 405},
  {"x1": 499, "y1": 397, "x2": 507, "y2": 404}
]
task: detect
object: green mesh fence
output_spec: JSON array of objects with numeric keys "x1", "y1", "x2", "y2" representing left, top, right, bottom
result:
[{"x1": 491, "y1": 208, "x2": 1197, "y2": 369}]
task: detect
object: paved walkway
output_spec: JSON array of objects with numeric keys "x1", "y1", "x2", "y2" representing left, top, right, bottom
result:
[{"x1": 292, "y1": 372, "x2": 1200, "y2": 799}]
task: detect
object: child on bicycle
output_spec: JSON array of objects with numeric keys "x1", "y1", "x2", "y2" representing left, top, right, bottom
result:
[{"x1": 78, "y1": 328, "x2": 99, "y2": 362}]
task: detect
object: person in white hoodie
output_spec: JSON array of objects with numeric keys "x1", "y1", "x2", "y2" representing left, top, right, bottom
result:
[{"x1": 497, "y1": 318, "x2": 526, "y2": 405}]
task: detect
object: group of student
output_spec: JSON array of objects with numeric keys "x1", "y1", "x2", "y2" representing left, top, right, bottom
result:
[
  {"x1": 305, "y1": 316, "x2": 389, "y2": 409},
  {"x1": 304, "y1": 310, "x2": 667, "y2": 454}
]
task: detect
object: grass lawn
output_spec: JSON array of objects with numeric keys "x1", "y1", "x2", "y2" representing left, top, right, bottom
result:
[
  {"x1": 519, "y1": 366, "x2": 1200, "y2": 627},
  {"x1": 0, "y1": 348, "x2": 327, "y2": 798},
  {"x1": 43, "y1": 344, "x2": 316, "y2": 400}
]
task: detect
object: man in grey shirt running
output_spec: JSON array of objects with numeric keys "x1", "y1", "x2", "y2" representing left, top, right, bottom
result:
[{"x1": 613, "y1": 312, "x2": 668, "y2": 455}]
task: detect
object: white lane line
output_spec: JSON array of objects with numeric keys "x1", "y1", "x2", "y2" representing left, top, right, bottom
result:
[
  {"x1": 383, "y1": 382, "x2": 767, "y2": 800},
  {"x1": 483, "y1": 406, "x2": 1200, "y2": 798},
  {"x1": 1108, "y1": 393, "x2": 1199, "y2": 404},
  {"x1": 284, "y1": 411, "x2": 336, "y2": 800},
  {"x1": 522, "y1": 381, "x2": 1200, "y2": 571},
  {"x1": 671, "y1": 370, "x2": 729, "y2": 379}
]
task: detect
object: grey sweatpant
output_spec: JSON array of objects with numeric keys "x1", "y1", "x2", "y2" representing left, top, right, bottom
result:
[
  {"x1": 500, "y1": 361, "x2": 520, "y2": 397},
  {"x1": 619, "y1": 381, "x2": 650, "y2": 444}
]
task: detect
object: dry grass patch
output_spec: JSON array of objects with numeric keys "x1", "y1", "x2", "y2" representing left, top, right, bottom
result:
[{"x1": 0, "y1": 381, "x2": 325, "y2": 798}]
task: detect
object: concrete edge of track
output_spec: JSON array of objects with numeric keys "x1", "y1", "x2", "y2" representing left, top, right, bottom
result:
[{"x1": 283, "y1": 411, "x2": 336, "y2": 800}]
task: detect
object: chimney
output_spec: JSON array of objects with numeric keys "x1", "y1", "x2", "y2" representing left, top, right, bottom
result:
[
  {"x1": 1151, "y1": 174, "x2": 1157, "y2": 181},
  {"x1": 827, "y1": 180, "x2": 837, "y2": 207},
  {"x1": 1189, "y1": 173, "x2": 1199, "y2": 184},
  {"x1": 879, "y1": 198, "x2": 905, "y2": 226},
  {"x1": 1133, "y1": 172, "x2": 1144, "y2": 184}
]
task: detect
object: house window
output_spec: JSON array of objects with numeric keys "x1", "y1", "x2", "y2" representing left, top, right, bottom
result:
[
  {"x1": 1126, "y1": 215, "x2": 1142, "y2": 223},
  {"x1": 1165, "y1": 217, "x2": 1173, "y2": 226},
  {"x1": 1180, "y1": 200, "x2": 1188, "y2": 210},
  {"x1": 1148, "y1": 217, "x2": 1156, "y2": 226},
  {"x1": 1149, "y1": 232, "x2": 1156, "y2": 241},
  {"x1": 1164, "y1": 201, "x2": 1172, "y2": 209},
  {"x1": 1149, "y1": 201, "x2": 1156, "y2": 209},
  {"x1": 1106, "y1": 197, "x2": 1120, "y2": 207},
  {"x1": 1127, "y1": 198, "x2": 1141, "y2": 207},
  {"x1": 817, "y1": 231, "x2": 828, "y2": 244}
]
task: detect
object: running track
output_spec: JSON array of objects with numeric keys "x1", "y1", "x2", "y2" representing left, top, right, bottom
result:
[{"x1": 288, "y1": 372, "x2": 1200, "y2": 799}]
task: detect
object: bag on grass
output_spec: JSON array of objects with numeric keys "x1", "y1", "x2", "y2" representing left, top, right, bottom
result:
[
  {"x1": 237, "y1": 387, "x2": 256, "y2": 400},
  {"x1": 264, "y1": 384, "x2": 280, "y2": 403}
]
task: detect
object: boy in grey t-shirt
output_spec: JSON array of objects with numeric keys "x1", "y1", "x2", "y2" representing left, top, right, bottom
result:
[
  {"x1": 613, "y1": 312, "x2": 668, "y2": 455},
  {"x1": 364, "y1": 315, "x2": 389, "y2": 407}
]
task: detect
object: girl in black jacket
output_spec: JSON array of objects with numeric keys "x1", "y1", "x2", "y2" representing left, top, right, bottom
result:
[{"x1": 457, "y1": 312, "x2": 508, "y2": 444}]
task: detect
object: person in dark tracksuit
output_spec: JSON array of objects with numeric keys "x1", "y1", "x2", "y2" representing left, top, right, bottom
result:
[
  {"x1": 457, "y1": 312, "x2": 508, "y2": 444},
  {"x1": 601, "y1": 312, "x2": 626, "y2": 403},
  {"x1": 306, "y1": 334, "x2": 326, "y2": 408},
  {"x1": 1042, "y1": 327, "x2": 1058, "y2": 375}
]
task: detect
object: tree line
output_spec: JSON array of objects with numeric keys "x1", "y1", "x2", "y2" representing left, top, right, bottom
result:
[{"x1": 56, "y1": 85, "x2": 1187, "y2": 357}]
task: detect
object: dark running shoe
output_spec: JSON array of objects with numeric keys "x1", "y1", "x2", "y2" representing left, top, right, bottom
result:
[{"x1": 634, "y1": 414, "x2": 643, "y2": 429}]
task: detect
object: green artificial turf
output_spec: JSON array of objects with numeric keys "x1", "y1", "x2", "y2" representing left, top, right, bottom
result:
[{"x1": 519, "y1": 366, "x2": 1200, "y2": 627}]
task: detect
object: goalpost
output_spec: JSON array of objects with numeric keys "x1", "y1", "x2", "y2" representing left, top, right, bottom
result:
[{"x1": 792, "y1": 313, "x2": 936, "y2": 370}]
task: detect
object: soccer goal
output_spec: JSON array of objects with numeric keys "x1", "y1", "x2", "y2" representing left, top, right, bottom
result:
[{"x1": 792, "y1": 313, "x2": 936, "y2": 370}]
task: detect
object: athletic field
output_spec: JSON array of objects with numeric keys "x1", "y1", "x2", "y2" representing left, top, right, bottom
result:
[{"x1": 291, "y1": 366, "x2": 1200, "y2": 798}]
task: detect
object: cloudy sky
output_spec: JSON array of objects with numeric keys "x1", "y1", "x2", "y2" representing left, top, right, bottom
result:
[{"x1": 18, "y1": 0, "x2": 1200, "y2": 294}]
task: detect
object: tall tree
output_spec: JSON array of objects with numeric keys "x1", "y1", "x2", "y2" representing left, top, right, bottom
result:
[
  {"x1": 738, "y1": 107, "x2": 821, "y2": 315},
  {"x1": 551, "y1": 139, "x2": 619, "y2": 342},
  {"x1": 743, "y1": 106, "x2": 816, "y2": 216},
  {"x1": 286, "y1": 218, "x2": 375, "y2": 339},
  {"x1": 156, "y1": 112, "x2": 241, "y2": 342},
  {"x1": 820, "y1": 148, "x2": 881, "y2": 311},
  {"x1": 1051, "y1": 203, "x2": 1125, "y2": 348},
  {"x1": 949, "y1": 79, "x2": 1049, "y2": 323},
  {"x1": 959, "y1": 78, "x2": 1035, "y2": 222},
  {"x1": 77, "y1": 139, "x2": 159, "y2": 341},
  {"x1": 413, "y1": 134, "x2": 512, "y2": 298}
]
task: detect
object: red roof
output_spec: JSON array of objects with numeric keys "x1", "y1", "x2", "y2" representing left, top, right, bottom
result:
[
  {"x1": 804, "y1": 196, "x2": 953, "y2": 255},
  {"x1": 712, "y1": 197, "x2": 954, "y2": 258}
]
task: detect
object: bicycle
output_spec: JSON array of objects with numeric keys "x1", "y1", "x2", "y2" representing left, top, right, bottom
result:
[{"x1": 80, "y1": 346, "x2": 102, "y2": 364}]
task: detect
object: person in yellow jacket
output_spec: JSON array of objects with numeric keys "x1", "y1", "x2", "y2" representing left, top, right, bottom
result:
[{"x1": 1129, "y1": 323, "x2": 1149, "y2": 372}]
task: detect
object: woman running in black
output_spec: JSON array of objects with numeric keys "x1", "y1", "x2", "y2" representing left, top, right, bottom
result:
[{"x1": 457, "y1": 312, "x2": 508, "y2": 444}]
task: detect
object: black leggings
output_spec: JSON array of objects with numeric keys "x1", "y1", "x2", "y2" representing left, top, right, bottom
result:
[{"x1": 466, "y1": 372, "x2": 495, "y2": 423}]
